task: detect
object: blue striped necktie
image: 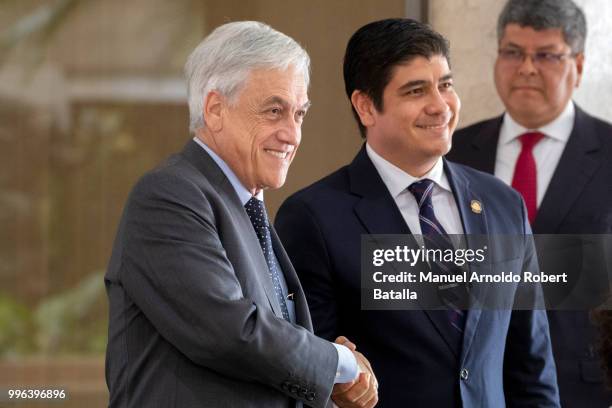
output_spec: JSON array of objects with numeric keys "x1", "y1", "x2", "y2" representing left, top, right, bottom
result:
[
  {"x1": 408, "y1": 179, "x2": 466, "y2": 333},
  {"x1": 244, "y1": 197, "x2": 291, "y2": 321}
]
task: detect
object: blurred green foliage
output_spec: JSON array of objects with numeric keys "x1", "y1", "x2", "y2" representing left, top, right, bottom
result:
[
  {"x1": 0, "y1": 271, "x2": 107, "y2": 357},
  {"x1": 0, "y1": 294, "x2": 36, "y2": 357}
]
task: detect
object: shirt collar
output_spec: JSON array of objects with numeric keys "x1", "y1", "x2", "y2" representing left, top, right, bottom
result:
[
  {"x1": 500, "y1": 100, "x2": 575, "y2": 145},
  {"x1": 193, "y1": 136, "x2": 263, "y2": 205},
  {"x1": 365, "y1": 143, "x2": 451, "y2": 199}
]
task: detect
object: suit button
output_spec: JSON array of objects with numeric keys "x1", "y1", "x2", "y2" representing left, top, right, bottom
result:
[
  {"x1": 306, "y1": 391, "x2": 316, "y2": 401},
  {"x1": 460, "y1": 368, "x2": 469, "y2": 380},
  {"x1": 281, "y1": 381, "x2": 291, "y2": 391},
  {"x1": 298, "y1": 387, "x2": 308, "y2": 397},
  {"x1": 290, "y1": 384, "x2": 299, "y2": 394}
]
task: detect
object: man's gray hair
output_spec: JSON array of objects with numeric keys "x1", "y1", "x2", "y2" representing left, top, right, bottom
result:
[
  {"x1": 185, "y1": 21, "x2": 310, "y2": 133},
  {"x1": 497, "y1": 0, "x2": 587, "y2": 54}
]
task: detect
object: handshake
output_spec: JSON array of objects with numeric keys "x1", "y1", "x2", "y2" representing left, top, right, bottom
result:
[{"x1": 332, "y1": 336, "x2": 379, "y2": 408}]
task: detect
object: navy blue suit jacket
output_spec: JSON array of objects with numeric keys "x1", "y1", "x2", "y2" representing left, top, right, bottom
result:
[
  {"x1": 276, "y1": 146, "x2": 560, "y2": 407},
  {"x1": 448, "y1": 105, "x2": 612, "y2": 407}
]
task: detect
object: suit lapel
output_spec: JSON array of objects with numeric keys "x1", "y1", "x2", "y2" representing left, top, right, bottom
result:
[
  {"x1": 466, "y1": 116, "x2": 503, "y2": 174},
  {"x1": 349, "y1": 147, "x2": 462, "y2": 357},
  {"x1": 444, "y1": 161, "x2": 489, "y2": 235},
  {"x1": 533, "y1": 106, "x2": 602, "y2": 233},
  {"x1": 270, "y1": 226, "x2": 314, "y2": 331},
  {"x1": 444, "y1": 161, "x2": 490, "y2": 362},
  {"x1": 180, "y1": 140, "x2": 285, "y2": 319},
  {"x1": 349, "y1": 147, "x2": 412, "y2": 236}
]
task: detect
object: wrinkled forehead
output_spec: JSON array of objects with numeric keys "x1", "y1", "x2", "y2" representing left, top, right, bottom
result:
[{"x1": 239, "y1": 67, "x2": 309, "y2": 104}]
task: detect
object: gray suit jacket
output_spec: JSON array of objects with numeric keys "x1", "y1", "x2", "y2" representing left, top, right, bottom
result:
[{"x1": 105, "y1": 140, "x2": 338, "y2": 408}]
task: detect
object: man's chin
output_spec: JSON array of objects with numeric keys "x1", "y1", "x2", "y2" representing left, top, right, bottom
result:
[
  {"x1": 508, "y1": 97, "x2": 544, "y2": 114},
  {"x1": 440, "y1": 145, "x2": 452, "y2": 157},
  {"x1": 433, "y1": 139, "x2": 452, "y2": 157},
  {"x1": 260, "y1": 175, "x2": 288, "y2": 191}
]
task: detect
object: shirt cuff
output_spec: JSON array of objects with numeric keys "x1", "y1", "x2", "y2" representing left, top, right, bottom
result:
[{"x1": 332, "y1": 343, "x2": 359, "y2": 383}]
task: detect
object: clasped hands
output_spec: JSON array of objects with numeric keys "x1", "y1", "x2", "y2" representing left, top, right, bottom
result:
[{"x1": 331, "y1": 336, "x2": 378, "y2": 408}]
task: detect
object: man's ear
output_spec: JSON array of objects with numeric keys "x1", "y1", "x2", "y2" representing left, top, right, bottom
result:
[
  {"x1": 351, "y1": 90, "x2": 377, "y2": 128},
  {"x1": 204, "y1": 91, "x2": 224, "y2": 132},
  {"x1": 574, "y1": 52, "x2": 584, "y2": 88}
]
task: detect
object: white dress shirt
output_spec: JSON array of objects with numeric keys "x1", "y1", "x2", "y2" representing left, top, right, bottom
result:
[
  {"x1": 366, "y1": 143, "x2": 464, "y2": 236},
  {"x1": 495, "y1": 101, "x2": 574, "y2": 206}
]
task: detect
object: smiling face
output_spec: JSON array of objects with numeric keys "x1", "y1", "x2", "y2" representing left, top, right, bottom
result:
[
  {"x1": 203, "y1": 66, "x2": 309, "y2": 194},
  {"x1": 494, "y1": 24, "x2": 583, "y2": 128},
  {"x1": 357, "y1": 54, "x2": 460, "y2": 176}
]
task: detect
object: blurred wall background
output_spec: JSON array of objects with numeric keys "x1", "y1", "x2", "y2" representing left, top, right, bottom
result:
[
  {"x1": 0, "y1": 1, "x2": 406, "y2": 406},
  {"x1": 0, "y1": 1, "x2": 609, "y2": 406}
]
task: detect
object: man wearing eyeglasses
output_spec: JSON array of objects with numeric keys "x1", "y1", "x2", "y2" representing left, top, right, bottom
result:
[{"x1": 448, "y1": 0, "x2": 612, "y2": 406}]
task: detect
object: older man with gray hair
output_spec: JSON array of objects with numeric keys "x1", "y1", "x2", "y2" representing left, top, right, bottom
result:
[
  {"x1": 449, "y1": 0, "x2": 612, "y2": 406},
  {"x1": 105, "y1": 21, "x2": 377, "y2": 408}
]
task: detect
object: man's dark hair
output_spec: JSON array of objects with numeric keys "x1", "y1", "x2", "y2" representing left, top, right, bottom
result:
[
  {"x1": 497, "y1": 0, "x2": 587, "y2": 54},
  {"x1": 343, "y1": 18, "x2": 450, "y2": 138}
]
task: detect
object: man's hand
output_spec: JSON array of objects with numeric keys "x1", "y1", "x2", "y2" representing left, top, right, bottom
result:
[{"x1": 331, "y1": 336, "x2": 378, "y2": 408}]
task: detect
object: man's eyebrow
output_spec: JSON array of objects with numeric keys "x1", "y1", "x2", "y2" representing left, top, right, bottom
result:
[
  {"x1": 397, "y1": 74, "x2": 453, "y2": 92},
  {"x1": 535, "y1": 45, "x2": 565, "y2": 52},
  {"x1": 503, "y1": 42, "x2": 560, "y2": 51},
  {"x1": 262, "y1": 96, "x2": 311, "y2": 111},
  {"x1": 262, "y1": 96, "x2": 290, "y2": 107},
  {"x1": 397, "y1": 79, "x2": 428, "y2": 92}
]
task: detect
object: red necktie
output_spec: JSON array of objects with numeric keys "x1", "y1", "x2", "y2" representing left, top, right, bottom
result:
[{"x1": 511, "y1": 132, "x2": 545, "y2": 225}]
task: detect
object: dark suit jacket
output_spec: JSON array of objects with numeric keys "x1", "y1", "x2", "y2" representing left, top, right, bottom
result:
[
  {"x1": 105, "y1": 140, "x2": 338, "y2": 408},
  {"x1": 447, "y1": 104, "x2": 612, "y2": 407},
  {"x1": 276, "y1": 146, "x2": 560, "y2": 407}
]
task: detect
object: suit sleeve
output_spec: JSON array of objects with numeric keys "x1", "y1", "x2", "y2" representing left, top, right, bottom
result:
[
  {"x1": 503, "y1": 199, "x2": 561, "y2": 407},
  {"x1": 275, "y1": 195, "x2": 339, "y2": 341},
  {"x1": 118, "y1": 172, "x2": 337, "y2": 408}
]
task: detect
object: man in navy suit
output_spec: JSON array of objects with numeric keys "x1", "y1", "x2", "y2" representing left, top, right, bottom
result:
[
  {"x1": 447, "y1": 1, "x2": 612, "y2": 406},
  {"x1": 276, "y1": 18, "x2": 559, "y2": 407}
]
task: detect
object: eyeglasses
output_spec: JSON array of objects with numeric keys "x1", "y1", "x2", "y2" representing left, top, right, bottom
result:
[{"x1": 498, "y1": 48, "x2": 574, "y2": 69}]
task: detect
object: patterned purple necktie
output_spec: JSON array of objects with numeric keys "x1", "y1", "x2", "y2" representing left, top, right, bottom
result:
[
  {"x1": 408, "y1": 179, "x2": 466, "y2": 333},
  {"x1": 244, "y1": 197, "x2": 290, "y2": 321}
]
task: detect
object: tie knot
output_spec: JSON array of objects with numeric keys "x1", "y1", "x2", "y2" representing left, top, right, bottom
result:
[
  {"x1": 244, "y1": 196, "x2": 268, "y2": 230},
  {"x1": 519, "y1": 132, "x2": 545, "y2": 150},
  {"x1": 407, "y1": 178, "x2": 435, "y2": 208}
]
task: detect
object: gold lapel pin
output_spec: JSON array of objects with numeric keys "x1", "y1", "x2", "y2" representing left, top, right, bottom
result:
[{"x1": 470, "y1": 200, "x2": 482, "y2": 214}]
